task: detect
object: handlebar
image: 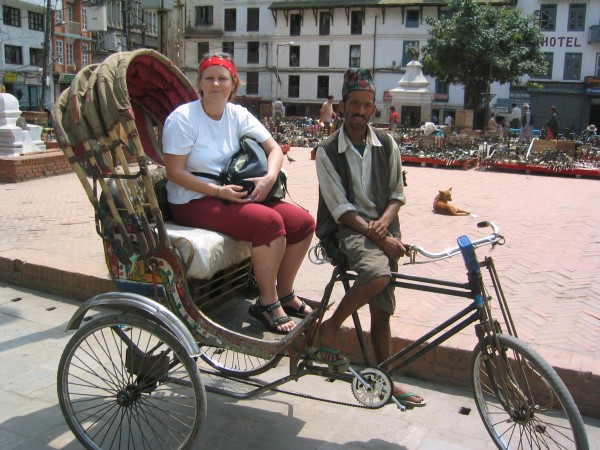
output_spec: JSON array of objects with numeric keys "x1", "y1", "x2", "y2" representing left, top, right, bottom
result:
[{"x1": 407, "y1": 221, "x2": 504, "y2": 264}]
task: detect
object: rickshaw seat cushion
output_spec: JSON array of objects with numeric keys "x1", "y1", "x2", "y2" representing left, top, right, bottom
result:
[{"x1": 165, "y1": 223, "x2": 251, "y2": 280}]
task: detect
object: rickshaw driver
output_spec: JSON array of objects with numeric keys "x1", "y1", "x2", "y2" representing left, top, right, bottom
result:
[{"x1": 314, "y1": 68, "x2": 426, "y2": 408}]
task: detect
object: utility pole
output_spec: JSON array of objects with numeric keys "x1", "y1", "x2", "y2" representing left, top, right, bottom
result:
[{"x1": 41, "y1": 0, "x2": 53, "y2": 110}]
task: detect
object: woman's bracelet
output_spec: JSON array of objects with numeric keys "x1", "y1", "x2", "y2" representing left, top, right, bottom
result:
[{"x1": 214, "y1": 186, "x2": 221, "y2": 199}]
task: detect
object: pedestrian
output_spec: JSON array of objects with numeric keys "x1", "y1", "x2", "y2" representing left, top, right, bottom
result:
[
  {"x1": 314, "y1": 68, "x2": 425, "y2": 409},
  {"x1": 444, "y1": 113, "x2": 453, "y2": 127},
  {"x1": 272, "y1": 97, "x2": 284, "y2": 132},
  {"x1": 320, "y1": 95, "x2": 336, "y2": 135},
  {"x1": 162, "y1": 53, "x2": 315, "y2": 334},
  {"x1": 545, "y1": 106, "x2": 559, "y2": 140},
  {"x1": 388, "y1": 106, "x2": 399, "y2": 135},
  {"x1": 487, "y1": 113, "x2": 500, "y2": 132},
  {"x1": 580, "y1": 124, "x2": 598, "y2": 143},
  {"x1": 509, "y1": 103, "x2": 521, "y2": 129},
  {"x1": 519, "y1": 103, "x2": 534, "y2": 141}
]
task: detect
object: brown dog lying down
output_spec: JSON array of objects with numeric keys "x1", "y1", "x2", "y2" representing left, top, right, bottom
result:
[{"x1": 433, "y1": 188, "x2": 471, "y2": 216}]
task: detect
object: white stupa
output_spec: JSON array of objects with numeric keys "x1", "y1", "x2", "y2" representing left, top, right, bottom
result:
[
  {"x1": 0, "y1": 93, "x2": 46, "y2": 156},
  {"x1": 389, "y1": 56, "x2": 434, "y2": 124}
]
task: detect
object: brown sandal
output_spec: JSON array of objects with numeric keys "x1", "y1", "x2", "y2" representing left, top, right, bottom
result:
[
  {"x1": 279, "y1": 291, "x2": 308, "y2": 317},
  {"x1": 248, "y1": 299, "x2": 293, "y2": 334}
]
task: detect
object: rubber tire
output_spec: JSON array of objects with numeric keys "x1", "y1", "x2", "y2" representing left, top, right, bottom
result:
[
  {"x1": 199, "y1": 345, "x2": 282, "y2": 377},
  {"x1": 57, "y1": 313, "x2": 207, "y2": 450},
  {"x1": 471, "y1": 333, "x2": 588, "y2": 450}
]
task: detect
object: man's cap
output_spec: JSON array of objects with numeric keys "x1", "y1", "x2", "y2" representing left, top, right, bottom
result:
[
  {"x1": 523, "y1": 103, "x2": 529, "y2": 109},
  {"x1": 588, "y1": 124, "x2": 597, "y2": 132},
  {"x1": 342, "y1": 68, "x2": 375, "y2": 99}
]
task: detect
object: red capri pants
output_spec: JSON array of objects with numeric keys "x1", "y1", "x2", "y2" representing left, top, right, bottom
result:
[{"x1": 169, "y1": 197, "x2": 315, "y2": 247}]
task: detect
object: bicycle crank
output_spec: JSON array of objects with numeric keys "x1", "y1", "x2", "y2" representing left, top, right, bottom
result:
[{"x1": 349, "y1": 367, "x2": 402, "y2": 410}]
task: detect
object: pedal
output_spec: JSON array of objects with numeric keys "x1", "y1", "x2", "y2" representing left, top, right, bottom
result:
[{"x1": 327, "y1": 358, "x2": 350, "y2": 374}]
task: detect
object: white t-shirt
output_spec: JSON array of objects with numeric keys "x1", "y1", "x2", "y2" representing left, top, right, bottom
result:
[{"x1": 163, "y1": 101, "x2": 271, "y2": 204}]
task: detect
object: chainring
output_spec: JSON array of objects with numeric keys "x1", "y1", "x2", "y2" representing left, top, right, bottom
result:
[{"x1": 351, "y1": 367, "x2": 393, "y2": 409}]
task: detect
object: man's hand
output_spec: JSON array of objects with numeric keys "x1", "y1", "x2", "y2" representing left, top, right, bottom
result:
[
  {"x1": 366, "y1": 219, "x2": 388, "y2": 241},
  {"x1": 377, "y1": 236, "x2": 409, "y2": 261}
]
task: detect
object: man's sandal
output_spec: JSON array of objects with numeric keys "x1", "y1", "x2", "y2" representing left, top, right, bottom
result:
[
  {"x1": 279, "y1": 291, "x2": 309, "y2": 317},
  {"x1": 304, "y1": 347, "x2": 351, "y2": 373},
  {"x1": 248, "y1": 299, "x2": 293, "y2": 334},
  {"x1": 392, "y1": 393, "x2": 427, "y2": 408}
]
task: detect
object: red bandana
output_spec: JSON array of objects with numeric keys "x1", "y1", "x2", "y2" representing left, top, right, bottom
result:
[{"x1": 199, "y1": 57, "x2": 237, "y2": 77}]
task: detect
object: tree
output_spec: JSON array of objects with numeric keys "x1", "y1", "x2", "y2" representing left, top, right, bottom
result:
[{"x1": 421, "y1": 0, "x2": 547, "y2": 120}]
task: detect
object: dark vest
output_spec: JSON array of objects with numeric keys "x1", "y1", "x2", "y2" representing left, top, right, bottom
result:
[{"x1": 316, "y1": 127, "x2": 399, "y2": 239}]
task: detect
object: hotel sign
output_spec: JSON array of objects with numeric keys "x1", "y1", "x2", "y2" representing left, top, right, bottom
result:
[{"x1": 585, "y1": 76, "x2": 600, "y2": 95}]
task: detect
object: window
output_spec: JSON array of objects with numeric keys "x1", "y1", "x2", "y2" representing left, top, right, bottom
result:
[
  {"x1": 289, "y1": 45, "x2": 300, "y2": 67},
  {"x1": 5, "y1": 45, "x2": 23, "y2": 64},
  {"x1": 222, "y1": 42, "x2": 234, "y2": 57},
  {"x1": 290, "y1": 14, "x2": 301, "y2": 36},
  {"x1": 439, "y1": 9, "x2": 453, "y2": 20},
  {"x1": 66, "y1": 6, "x2": 73, "y2": 22},
  {"x1": 567, "y1": 4, "x2": 586, "y2": 32},
  {"x1": 288, "y1": 75, "x2": 300, "y2": 98},
  {"x1": 55, "y1": 9, "x2": 63, "y2": 25},
  {"x1": 435, "y1": 80, "x2": 449, "y2": 102},
  {"x1": 246, "y1": 72, "x2": 258, "y2": 95},
  {"x1": 563, "y1": 53, "x2": 582, "y2": 80},
  {"x1": 349, "y1": 45, "x2": 361, "y2": 68},
  {"x1": 406, "y1": 10, "x2": 419, "y2": 28},
  {"x1": 247, "y1": 41, "x2": 259, "y2": 64},
  {"x1": 82, "y1": 43, "x2": 89, "y2": 66},
  {"x1": 317, "y1": 76, "x2": 329, "y2": 98},
  {"x1": 319, "y1": 12, "x2": 330, "y2": 35},
  {"x1": 29, "y1": 12, "x2": 44, "y2": 31},
  {"x1": 224, "y1": 9, "x2": 236, "y2": 31},
  {"x1": 318, "y1": 45, "x2": 330, "y2": 67},
  {"x1": 539, "y1": 5, "x2": 556, "y2": 32},
  {"x1": 538, "y1": 52, "x2": 553, "y2": 79},
  {"x1": 247, "y1": 8, "x2": 259, "y2": 32},
  {"x1": 351, "y1": 11, "x2": 362, "y2": 35},
  {"x1": 402, "y1": 41, "x2": 419, "y2": 66},
  {"x1": 195, "y1": 6, "x2": 213, "y2": 25},
  {"x1": 3, "y1": 6, "x2": 21, "y2": 27},
  {"x1": 198, "y1": 42, "x2": 209, "y2": 61},
  {"x1": 82, "y1": 8, "x2": 88, "y2": 31},
  {"x1": 56, "y1": 40, "x2": 64, "y2": 64},
  {"x1": 30, "y1": 48, "x2": 44, "y2": 67},
  {"x1": 66, "y1": 42, "x2": 74, "y2": 66}
]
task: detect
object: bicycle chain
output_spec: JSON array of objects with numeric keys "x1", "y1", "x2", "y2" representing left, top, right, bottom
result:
[{"x1": 200, "y1": 368, "x2": 374, "y2": 410}]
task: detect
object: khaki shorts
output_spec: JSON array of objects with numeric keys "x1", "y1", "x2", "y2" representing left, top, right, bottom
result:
[{"x1": 336, "y1": 227, "x2": 399, "y2": 315}]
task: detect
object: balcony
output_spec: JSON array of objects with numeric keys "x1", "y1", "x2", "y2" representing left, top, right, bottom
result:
[
  {"x1": 55, "y1": 20, "x2": 82, "y2": 39},
  {"x1": 184, "y1": 25, "x2": 223, "y2": 39}
]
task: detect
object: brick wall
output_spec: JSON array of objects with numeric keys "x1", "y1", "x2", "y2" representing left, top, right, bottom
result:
[
  {"x1": 0, "y1": 257, "x2": 115, "y2": 301},
  {"x1": 338, "y1": 325, "x2": 599, "y2": 419},
  {"x1": 0, "y1": 150, "x2": 72, "y2": 183}
]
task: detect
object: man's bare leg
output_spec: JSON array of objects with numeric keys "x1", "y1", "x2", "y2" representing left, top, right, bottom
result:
[
  {"x1": 319, "y1": 275, "x2": 389, "y2": 362},
  {"x1": 370, "y1": 306, "x2": 425, "y2": 404}
]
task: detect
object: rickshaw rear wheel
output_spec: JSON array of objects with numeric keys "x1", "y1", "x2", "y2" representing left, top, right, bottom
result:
[
  {"x1": 199, "y1": 345, "x2": 282, "y2": 377},
  {"x1": 57, "y1": 313, "x2": 207, "y2": 450}
]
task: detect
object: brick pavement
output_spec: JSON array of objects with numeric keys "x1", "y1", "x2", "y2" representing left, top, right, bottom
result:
[{"x1": 0, "y1": 146, "x2": 599, "y2": 417}]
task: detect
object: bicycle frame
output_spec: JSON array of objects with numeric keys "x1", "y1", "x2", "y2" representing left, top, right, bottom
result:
[
  {"x1": 202, "y1": 227, "x2": 511, "y2": 399},
  {"x1": 327, "y1": 249, "x2": 512, "y2": 378}
]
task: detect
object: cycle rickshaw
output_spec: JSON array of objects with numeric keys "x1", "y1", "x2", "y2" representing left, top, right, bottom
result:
[{"x1": 53, "y1": 50, "x2": 588, "y2": 450}]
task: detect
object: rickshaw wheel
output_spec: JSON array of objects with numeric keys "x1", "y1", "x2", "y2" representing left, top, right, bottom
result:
[
  {"x1": 199, "y1": 345, "x2": 282, "y2": 377},
  {"x1": 57, "y1": 313, "x2": 207, "y2": 450}
]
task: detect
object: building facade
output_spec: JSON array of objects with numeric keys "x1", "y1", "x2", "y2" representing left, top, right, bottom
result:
[
  {"x1": 1, "y1": 0, "x2": 48, "y2": 110},
  {"x1": 181, "y1": 0, "x2": 600, "y2": 132},
  {"x1": 3, "y1": 0, "x2": 599, "y2": 132}
]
